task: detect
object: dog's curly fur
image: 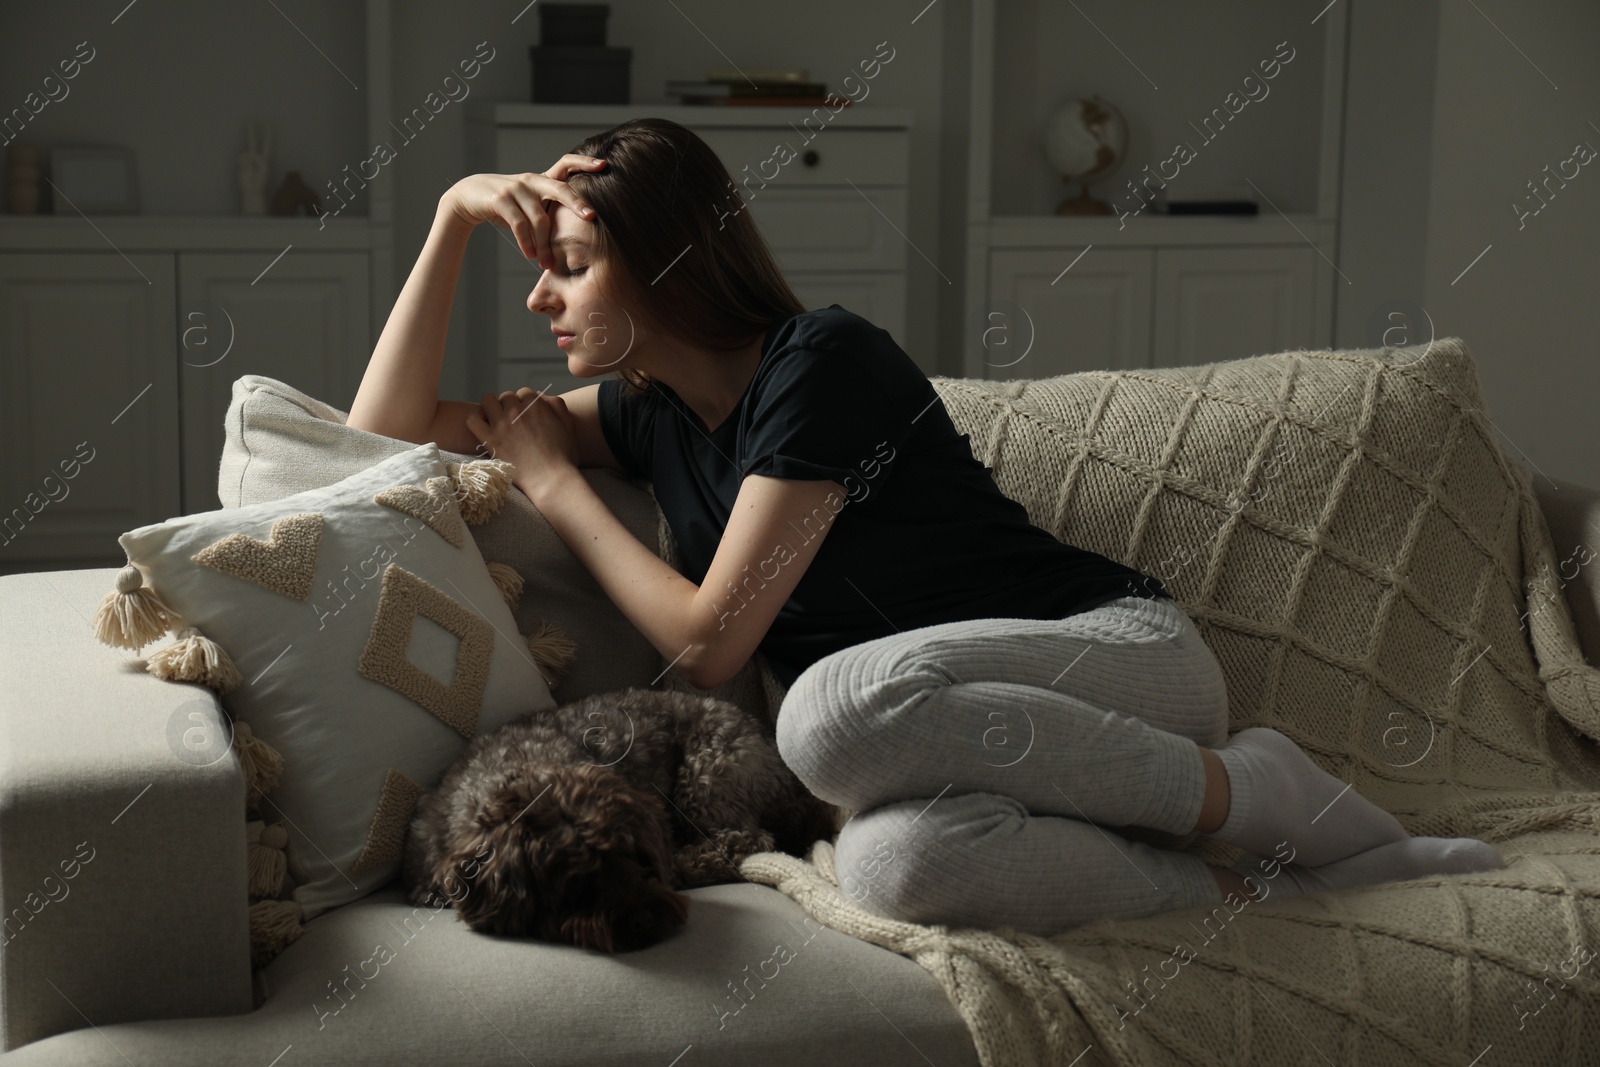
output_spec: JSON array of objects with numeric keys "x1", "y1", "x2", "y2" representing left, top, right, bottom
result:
[{"x1": 402, "y1": 687, "x2": 838, "y2": 953}]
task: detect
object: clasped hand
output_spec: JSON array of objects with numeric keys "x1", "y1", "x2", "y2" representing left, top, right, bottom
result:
[{"x1": 467, "y1": 387, "x2": 578, "y2": 502}]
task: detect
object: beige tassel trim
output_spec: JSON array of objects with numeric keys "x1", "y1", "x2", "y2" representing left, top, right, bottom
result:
[
  {"x1": 232, "y1": 720, "x2": 284, "y2": 800},
  {"x1": 485, "y1": 561, "x2": 524, "y2": 610},
  {"x1": 147, "y1": 626, "x2": 243, "y2": 692},
  {"x1": 525, "y1": 620, "x2": 577, "y2": 689},
  {"x1": 448, "y1": 459, "x2": 515, "y2": 524},
  {"x1": 247, "y1": 820, "x2": 290, "y2": 899},
  {"x1": 92, "y1": 563, "x2": 175, "y2": 650},
  {"x1": 249, "y1": 898, "x2": 304, "y2": 967}
]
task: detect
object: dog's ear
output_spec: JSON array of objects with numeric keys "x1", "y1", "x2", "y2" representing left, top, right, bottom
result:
[
  {"x1": 478, "y1": 775, "x2": 556, "y2": 827},
  {"x1": 559, "y1": 910, "x2": 615, "y2": 954},
  {"x1": 433, "y1": 827, "x2": 502, "y2": 908},
  {"x1": 568, "y1": 878, "x2": 691, "y2": 954},
  {"x1": 433, "y1": 812, "x2": 570, "y2": 929},
  {"x1": 440, "y1": 778, "x2": 603, "y2": 937},
  {"x1": 577, "y1": 785, "x2": 676, "y2": 880}
]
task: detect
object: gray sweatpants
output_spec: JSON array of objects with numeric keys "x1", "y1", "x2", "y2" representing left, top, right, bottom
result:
[{"x1": 775, "y1": 594, "x2": 1230, "y2": 937}]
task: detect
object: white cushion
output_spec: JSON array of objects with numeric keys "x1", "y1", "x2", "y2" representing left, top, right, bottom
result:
[
  {"x1": 120, "y1": 443, "x2": 555, "y2": 918},
  {"x1": 217, "y1": 373, "x2": 670, "y2": 708}
]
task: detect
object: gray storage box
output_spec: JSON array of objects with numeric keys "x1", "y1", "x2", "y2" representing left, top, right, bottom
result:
[{"x1": 529, "y1": 45, "x2": 631, "y2": 104}]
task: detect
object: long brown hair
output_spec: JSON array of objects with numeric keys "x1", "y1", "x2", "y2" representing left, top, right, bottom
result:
[{"x1": 562, "y1": 118, "x2": 806, "y2": 394}]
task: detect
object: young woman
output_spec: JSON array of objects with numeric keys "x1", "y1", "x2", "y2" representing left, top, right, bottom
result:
[{"x1": 348, "y1": 118, "x2": 1502, "y2": 936}]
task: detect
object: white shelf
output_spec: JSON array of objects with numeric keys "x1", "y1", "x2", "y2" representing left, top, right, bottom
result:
[
  {"x1": 983, "y1": 214, "x2": 1336, "y2": 249},
  {"x1": 0, "y1": 215, "x2": 374, "y2": 252},
  {"x1": 473, "y1": 101, "x2": 915, "y2": 130}
]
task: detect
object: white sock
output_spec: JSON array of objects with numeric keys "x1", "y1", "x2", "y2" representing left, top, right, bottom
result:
[
  {"x1": 1232, "y1": 837, "x2": 1505, "y2": 902},
  {"x1": 1212, "y1": 727, "x2": 1408, "y2": 867}
]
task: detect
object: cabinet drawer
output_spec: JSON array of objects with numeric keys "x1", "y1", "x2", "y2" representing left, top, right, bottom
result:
[
  {"x1": 495, "y1": 128, "x2": 595, "y2": 175},
  {"x1": 697, "y1": 127, "x2": 907, "y2": 187},
  {"x1": 745, "y1": 188, "x2": 907, "y2": 271},
  {"x1": 496, "y1": 124, "x2": 908, "y2": 189}
]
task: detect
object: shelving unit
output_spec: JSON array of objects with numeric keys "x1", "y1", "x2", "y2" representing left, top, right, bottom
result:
[
  {"x1": 962, "y1": 0, "x2": 1349, "y2": 378},
  {"x1": 0, "y1": 1, "x2": 396, "y2": 573}
]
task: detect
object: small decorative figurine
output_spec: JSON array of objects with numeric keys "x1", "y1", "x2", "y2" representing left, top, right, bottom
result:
[
  {"x1": 270, "y1": 170, "x2": 322, "y2": 219},
  {"x1": 238, "y1": 122, "x2": 271, "y2": 217}
]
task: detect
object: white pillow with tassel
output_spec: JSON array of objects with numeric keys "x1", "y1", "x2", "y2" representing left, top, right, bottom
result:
[{"x1": 93, "y1": 443, "x2": 571, "y2": 963}]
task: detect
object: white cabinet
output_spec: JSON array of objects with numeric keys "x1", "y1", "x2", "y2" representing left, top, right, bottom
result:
[
  {"x1": 739, "y1": 187, "x2": 908, "y2": 272},
  {"x1": 178, "y1": 253, "x2": 370, "y2": 512},
  {"x1": 0, "y1": 254, "x2": 180, "y2": 565},
  {"x1": 0, "y1": 2, "x2": 394, "y2": 572},
  {"x1": 1153, "y1": 247, "x2": 1317, "y2": 367},
  {"x1": 985, "y1": 245, "x2": 1318, "y2": 374},
  {"x1": 466, "y1": 103, "x2": 913, "y2": 401},
  {"x1": 0, "y1": 240, "x2": 371, "y2": 573},
  {"x1": 988, "y1": 248, "x2": 1153, "y2": 376}
]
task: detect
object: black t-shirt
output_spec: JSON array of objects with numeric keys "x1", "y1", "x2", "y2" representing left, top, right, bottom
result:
[{"x1": 597, "y1": 304, "x2": 1169, "y2": 688}]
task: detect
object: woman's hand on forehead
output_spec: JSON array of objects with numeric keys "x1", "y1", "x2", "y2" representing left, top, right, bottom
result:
[{"x1": 443, "y1": 158, "x2": 606, "y2": 269}]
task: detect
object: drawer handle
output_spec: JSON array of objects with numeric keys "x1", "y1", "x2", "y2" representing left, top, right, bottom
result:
[{"x1": 802, "y1": 150, "x2": 820, "y2": 168}]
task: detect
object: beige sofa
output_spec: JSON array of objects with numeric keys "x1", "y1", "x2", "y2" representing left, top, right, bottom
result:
[{"x1": 4, "y1": 338, "x2": 1598, "y2": 1066}]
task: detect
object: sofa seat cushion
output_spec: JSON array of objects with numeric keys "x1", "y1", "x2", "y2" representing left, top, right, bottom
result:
[
  {"x1": 0, "y1": 569, "x2": 254, "y2": 1049},
  {"x1": 0, "y1": 883, "x2": 978, "y2": 1067}
]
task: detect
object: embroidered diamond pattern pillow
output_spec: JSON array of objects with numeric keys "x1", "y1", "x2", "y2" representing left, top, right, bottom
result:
[{"x1": 118, "y1": 443, "x2": 555, "y2": 918}]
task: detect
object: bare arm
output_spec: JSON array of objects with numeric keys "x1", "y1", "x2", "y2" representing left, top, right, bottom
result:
[
  {"x1": 525, "y1": 467, "x2": 842, "y2": 689},
  {"x1": 347, "y1": 200, "x2": 478, "y2": 449},
  {"x1": 347, "y1": 163, "x2": 604, "y2": 451}
]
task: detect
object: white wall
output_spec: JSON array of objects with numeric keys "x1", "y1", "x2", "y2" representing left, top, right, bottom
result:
[
  {"x1": 1339, "y1": 0, "x2": 1598, "y2": 489},
  {"x1": 1418, "y1": 0, "x2": 1600, "y2": 489},
  {"x1": 0, "y1": 0, "x2": 366, "y2": 216},
  {"x1": 1334, "y1": 0, "x2": 1441, "y2": 352}
]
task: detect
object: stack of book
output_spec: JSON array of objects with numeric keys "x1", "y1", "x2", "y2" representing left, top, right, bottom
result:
[{"x1": 665, "y1": 68, "x2": 843, "y2": 107}]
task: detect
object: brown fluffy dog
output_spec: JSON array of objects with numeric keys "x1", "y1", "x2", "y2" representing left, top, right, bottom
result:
[{"x1": 402, "y1": 687, "x2": 837, "y2": 953}]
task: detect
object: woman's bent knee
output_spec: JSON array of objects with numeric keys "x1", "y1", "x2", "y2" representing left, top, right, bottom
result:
[
  {"x1": 775, "y1": 648, "x2": 943, "y2": 810},
  {"x1": 833, "y1": 793, "x2": 1028, "y2": 926},
  {"x1": 774, "y1": 654, "x2": 848, "y2": 797}
]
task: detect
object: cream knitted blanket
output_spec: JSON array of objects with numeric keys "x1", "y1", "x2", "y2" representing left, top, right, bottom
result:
[{"x1": 735, "y1": 339, "x2": 1600, "y2": 1067}]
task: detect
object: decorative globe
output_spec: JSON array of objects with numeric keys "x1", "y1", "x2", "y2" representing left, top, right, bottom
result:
[{"x1": 1041, "y1": 95, "x2": 1128, "y2": 215}]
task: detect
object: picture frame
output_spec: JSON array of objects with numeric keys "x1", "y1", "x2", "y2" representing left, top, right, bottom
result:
[{"x1": 47, "y1": 146, "x2": 139, "y2": 214}]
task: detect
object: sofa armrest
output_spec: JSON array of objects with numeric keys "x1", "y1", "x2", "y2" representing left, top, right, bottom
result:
[
  {"x1": 0, "y1": 569, "x2": 252, "y2": 1052},
  {"x1": 1531, "y1": 474, "x2": 1600, "y2": 666}
]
